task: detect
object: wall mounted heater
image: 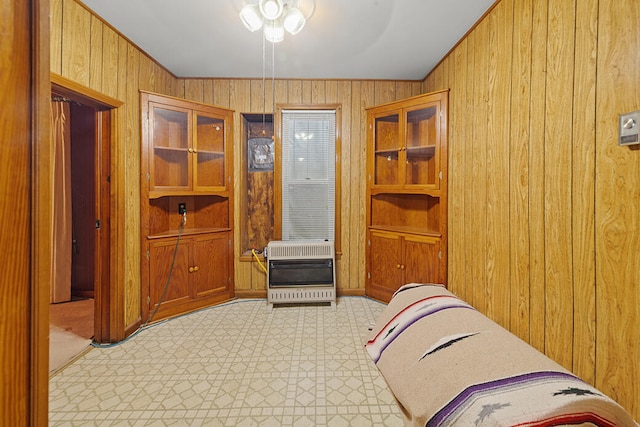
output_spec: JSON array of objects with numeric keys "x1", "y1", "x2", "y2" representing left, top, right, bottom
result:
[{"x1": 266, "y1": 240, "x2": 336, "y2": 310}]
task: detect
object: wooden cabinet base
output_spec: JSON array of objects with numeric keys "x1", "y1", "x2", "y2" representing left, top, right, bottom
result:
[{"x1": 147, "y1": 291, "x2": 234, "y2": 323}]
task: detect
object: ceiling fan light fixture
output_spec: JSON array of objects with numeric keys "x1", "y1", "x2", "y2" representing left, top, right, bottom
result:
[
  {"x1": 259, "y1": 0, "x2": 284, "y2": 20},
  {"x1": 238, "y1": 0, "x2": 313, "y2": 42},
  {"x1": 283, "y1": 7, "x2": 305, "y2": 35},
  {"x1": 264, "y1": 19, "x2": 284, "y2": 43},
  {"x1": 239, "y1": 4, "x2": 263, "y2": 31}
]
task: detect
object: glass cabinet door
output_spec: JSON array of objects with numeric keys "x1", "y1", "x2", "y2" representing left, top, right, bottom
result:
[
  {"x1": 149, "y1": 105, "x2": 190, "y2": 191},
  {"x1": 404, "y1": 103, "x2": 439, "y2": 187},
  {"x1": 193, "y1": 113, "x2": 226, "y2": 190},
  {"x1": 373, "y1": 112, "x2": 400, "y2": 186}
]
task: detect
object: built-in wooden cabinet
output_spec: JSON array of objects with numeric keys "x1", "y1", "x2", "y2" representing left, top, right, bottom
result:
[
  {"x1": 146, "y1": 98, "x2": 230, "y2": 197},
  {"x1": 366, "y1": 90, "x2": 448, "y2": 302},
  {"x1": 141, "y1": 91, "x2": 234, "y2": 322}
]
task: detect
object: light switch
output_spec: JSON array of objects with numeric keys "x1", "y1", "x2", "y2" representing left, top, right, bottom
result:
[{"x1": 619, "y1": 111, "x2": 640, "y2": 146}]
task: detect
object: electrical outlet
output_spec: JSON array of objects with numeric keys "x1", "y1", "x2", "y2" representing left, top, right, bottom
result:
[{"x1": 178, "y1": 203, "x2": 186, "y2": 215}]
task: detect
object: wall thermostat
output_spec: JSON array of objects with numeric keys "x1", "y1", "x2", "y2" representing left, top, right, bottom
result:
[{"x1": 619, "y1": 111, "x2": 640, "y2": 146}]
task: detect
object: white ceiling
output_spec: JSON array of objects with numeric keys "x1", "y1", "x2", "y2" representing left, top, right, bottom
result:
[{"x1": 81, "y1": 0, "x2": 496, "y2": 81}]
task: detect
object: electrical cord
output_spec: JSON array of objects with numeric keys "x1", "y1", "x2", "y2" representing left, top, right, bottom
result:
[
  {"x1": 91, "y1": 212, "x2": 187, "y2": 348},
  {"x1": 252, "y1": 248, "x2": 267, "y2": 274}
]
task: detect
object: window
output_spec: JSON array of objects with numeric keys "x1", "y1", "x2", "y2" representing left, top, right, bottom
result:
[{"x1": 276, "y1": 106, "x2": 341, "y2": 253}]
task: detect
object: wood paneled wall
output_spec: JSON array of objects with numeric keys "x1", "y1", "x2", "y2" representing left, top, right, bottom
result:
[
  {"x1": 425, "y1": 0, "x2": 639, "y2": 418},
  {"x1": 51, "y1": 0, "x2": 422, "y2": 331},
  {"x1": 180, "y1": 79, "x2": 422, "y2": 297}
]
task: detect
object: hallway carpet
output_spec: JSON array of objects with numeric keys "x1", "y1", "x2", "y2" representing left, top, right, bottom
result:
[{"x1": 49, "y1": 297, "x2": 403, "y2": 426}]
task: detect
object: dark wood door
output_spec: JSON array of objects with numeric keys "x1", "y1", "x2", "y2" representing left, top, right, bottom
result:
[
  {"x1": 70, "y1": 103, "x2": 97, "y2": 298},
  {"x1": 149, "y1": 238, "x2": 190, "y2": 311},
  {"x1": 368, "y1": 230, "x2": 402, "y2": 302},
  {"x1": 403, "y1": 235, "x2": 440, "y2": 285},
  {"x1": 192, "y1": 232, "x2": 230, "y2": 299}
]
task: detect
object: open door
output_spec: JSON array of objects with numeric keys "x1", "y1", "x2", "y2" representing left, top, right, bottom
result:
[{"x1": 50, "y1": 78, "x2": 116, "y2": 344}]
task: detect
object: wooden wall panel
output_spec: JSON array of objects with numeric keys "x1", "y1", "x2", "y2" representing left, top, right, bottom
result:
[
  {"x1": 124, "y1": 44, "x2": 141, "y2": 328},
  {"x1": 448, "y1": 43, "x2": 464, "y2": 299},
  {"x1": 595, "y1": 0, "x2": 640, "y2": 417},
  {"x1": 527, "y1": 0, "x2": 548, "y2": 354},
  {"x1": 485, "y1": 0, "x2": 512, "y2": 328},
  {"x1": 470, "y1": 18, "x2": 489, "y2": 315},
  {"x1": 543, "y1": 0, "x2": 576, "y2": 372},
  {"x1": 508, "y1": 0, "x2": 532, "y2": 342},
  {"x1": 229, "y1": 80, "x2": 252, "y2": 292},
  {"x1": 571, "y1": 0, "x2": 598, "y2": 385},
  {"x1": 184, "y1": 79, "x2": 204, "y2": 103},
  {"x1": 337, "y1": 81, "x2": 354, "y2": 290},
  {"x1": 358, "y1": 81, "x2": 376, "y2": 291},
  {"x1": 138, "y1": 56, "x2": 157, "y2": 93},
  {"x1": 213, "y1": 79, "x2": 232, "y2": 108},
  {"x1": 101, "y1": 26, "x2": 120, "y2": 99},
  {"x1": 50, "y1": 0, "x2": 63, "y2": 73},
  {"x1": 424, "y1": 0, "x2": 639, "y2": 418},
  {"x1": 350, "y1": 81, "x2": 363, "y2": 290},
  {"x1": 61, "y1": 0, "x2": 91, "y2": 86},
  {"x1": 461, "y1": 35, "x2": 475, "y2": 306},
  {"x1": 311, "y1": 80, "x2": 325, "y2": 103},
  {"x1": 89, "y1": 15, "x2": 103, "y2": 92}
]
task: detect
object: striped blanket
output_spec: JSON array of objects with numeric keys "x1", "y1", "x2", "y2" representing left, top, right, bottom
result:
[{"x1": 365, "y1": 284, "x2": 638, "y2": 427}]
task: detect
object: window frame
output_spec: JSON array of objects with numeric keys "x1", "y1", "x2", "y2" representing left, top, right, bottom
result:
[{"x1": 274, "y1": 104, "x2": 342, "y2": 256}]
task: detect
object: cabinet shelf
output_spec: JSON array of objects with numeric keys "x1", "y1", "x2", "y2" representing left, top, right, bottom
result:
[
  {"x1": 148, "y1": 189, "x2": 231, "y2": 199},
  {"x1": 369, "y1": 187, "x2": 440, "y2": 197},
  {"x1": 406, "y1": 145, "x2": 436, "y2": 157},
  {"x1": 197, "y1": 150, "x2": 224, "y2": 157},
  {"x1": 369, "y1": 225, "x2": 441, "y2": 238},
  {"x1": 375, "y1": 149, "x2": 399, "y2": 157},
  {"x1": 375, "y1": 145, "x2": 436, "y2": 158},
  {"x1": 153, "y1": 147, "x2": 224, "y2": 158},
  {"x1": 147, "y1": 227, "x2": 231, "y2": 240},
  {"x1": 154, "y1": 146, "x2": 187, "y2": 153}
]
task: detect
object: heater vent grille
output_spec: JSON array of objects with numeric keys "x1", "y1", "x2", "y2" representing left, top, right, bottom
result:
[{"x1": 267, "y1": 240, "x2": 333, "y2": 259}]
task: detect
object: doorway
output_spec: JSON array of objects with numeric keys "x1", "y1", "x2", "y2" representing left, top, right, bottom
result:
[{"x1": 49, "y1": 85, "x2": 112, "y2": 370}]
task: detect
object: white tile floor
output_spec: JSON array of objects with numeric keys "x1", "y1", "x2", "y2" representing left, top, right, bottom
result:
[{"x1": 49, "y1": 297, "x2": 404, "y2": 426}]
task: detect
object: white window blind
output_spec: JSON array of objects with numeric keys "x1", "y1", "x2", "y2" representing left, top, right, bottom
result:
[{"x1": 281, "y1": 110, "x2": 336, "y2": 241}]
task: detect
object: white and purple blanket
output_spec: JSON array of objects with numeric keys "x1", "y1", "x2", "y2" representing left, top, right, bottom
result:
[{"x1": 365, "y1": 283, "x2": 638, "y2": 427}]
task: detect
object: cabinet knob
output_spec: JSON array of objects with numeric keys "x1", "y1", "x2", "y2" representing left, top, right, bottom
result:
[
  {"x1": 396, "y1": 264, "x2": 401, "y2": 269},
  {"x1": 189, "y1": 267, "x2": 194, "y2": 273},
  {"x1": 400, "y1": 264, "x2": 405, "y2": 270},
  {"x1": 188, "y1": 148, "x2": 194, "y2": 153},
  {"x1": 193, "y1": 265, "x2": 199, "y2": 272}
]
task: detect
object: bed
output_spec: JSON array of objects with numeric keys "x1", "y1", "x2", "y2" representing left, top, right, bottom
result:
[{"x1": 365, "y1": 283, "x2": 638, "y2": 427}]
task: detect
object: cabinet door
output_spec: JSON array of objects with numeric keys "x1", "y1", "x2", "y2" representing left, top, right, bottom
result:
[
  {"x1": 192, "y1": 233, "x2": 230, "y2": 299},
  {"x1": 368, "y1": 230, "x2": 403, "y2": 301},
  {"x1": 404, "y1": 102, "x2": 440, "y2": 189},
  {"x1": 403, "y1": 234, "x2": 440, "y2": 285},
  {"x1": 149, "y1": 238, "x2": 190, "y2": 310},
  {"x1": 372, "y1": 110, "x2": 401, "y2": 187},
  {"x1": 193, "y1": 112, "x2": 226, "y2": 191},
  {"x1": 148, "y1": 103, "x2": 191, "y2": 192}
]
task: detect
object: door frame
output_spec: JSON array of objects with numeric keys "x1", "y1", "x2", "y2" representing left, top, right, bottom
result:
[{"x1": 50, "y1": 73, "x2": 123, "y2": 343}]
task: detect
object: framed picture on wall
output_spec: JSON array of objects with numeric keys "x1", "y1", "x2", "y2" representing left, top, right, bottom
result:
[{"x1": 248, "y1": 137, "x2": 274, "y2": 172}]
